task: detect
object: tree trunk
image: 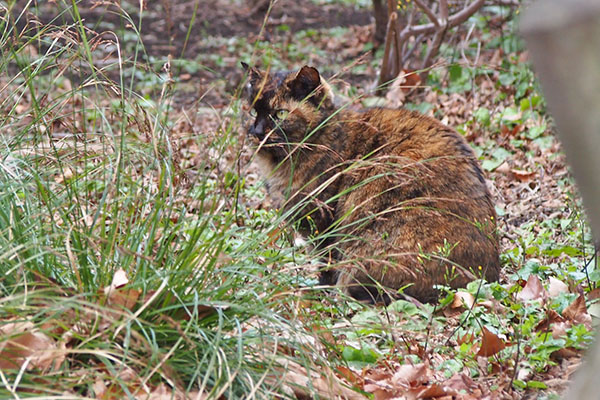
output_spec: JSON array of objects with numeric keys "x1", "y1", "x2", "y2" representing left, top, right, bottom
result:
[
  {"x1": 372, "y1": 0, "x2": 388, "y2": 45},
  {"x1": 520, "y1": 0, "x2": 600, "y2": 398}
]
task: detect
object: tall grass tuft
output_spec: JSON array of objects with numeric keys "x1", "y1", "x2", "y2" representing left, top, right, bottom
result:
[{"x1": 0, "y1": 1, "x2": 349, "y2": 398}]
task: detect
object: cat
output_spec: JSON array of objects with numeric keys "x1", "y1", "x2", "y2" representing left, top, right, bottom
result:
[{"x1": 242, "y1": 63, "x2": 500, "y2": 303}]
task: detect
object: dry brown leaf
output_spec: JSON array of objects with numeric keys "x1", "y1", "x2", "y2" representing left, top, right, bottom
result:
[
  {"x1": 516, "y1": 274, "x2": 546, "y2": 302},
  {"x1": 55, "y1": 167, "x2": 75, "y2": 184},
  {"x1": 409, "y1": 383, "x2": 451, "y2": 399},
  {"x1": 0, "y1": 322, "x2": 63, "y2": 371},
  {"x1": 144, "y1": 383, "x2": 178, "y2": 400},
  {"x1": 364, "y1": 385, "x2": 395, "y2": 400},
  {"x1": 500, "y1": 124, "x2": 521, "y2": 136},
  {"x1": 535, "y1": 309, "x2": 565, "y2": 333},
  {"x1": 551, "y1": 321, "x2": 570, "y2": 339},
  {"x1": 516, "y1": 367, "x2": 532, "y2": 382},
  {"x1": 476, "y1": 327, "x2": 506, "y2": 357},
  {"x1": 562, "y1": 294, "x2": 592, "y2": 329},
  {"x1": 444, "y1": 373, "x2": 475, "y2": 392},
  {"x1": 457, "y1": 333, "x2": 474, "y2": 345},
  {"x1": 385, "y1": 74, "x2": 407, "y2": 109},
  {"x1": 107, "y1": 288, "x2": 141, "y2": 310},
  {"x1": 336, "y1": 365, "x2": 361, "y2": 385},
  {"x1": 451, "y1": 291, "x2": 475, "y2": 309},
  {"x1": 185, "y1": 391, "x2": 209, "y2": 400},
  {"x1": 548, "y1": 276, "x2": 569, "y2": 297},
  {"x1": 511, "y1": 169, "x2": 535, "y2": 182},
  {"x1": 391, "y1": 363, "x2": 429, "y2": 388},
  {"x1": 403, "y1": 70, "x2": 422, "y2": 90},
  {"x1": 93, "y1": 379, "x2": 108, "y2": 399},
  {"x1": 495, "y1": 162, "x2": 511, "y2": 175},
  {"x1": 276, "y1": 358, "x2": 363, "y2": 400},
  {"x1": 550, "y1": 347, "x2": 581, "y2": 361},
  {"x1": 587, "y1": 287, "x2": 600, "y2": 300}
]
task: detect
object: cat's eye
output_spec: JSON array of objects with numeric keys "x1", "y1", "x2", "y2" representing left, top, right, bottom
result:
[
  {"x1": 249, "y1": 108, "x2": 257, "y2": 118},
  {"x1": 274, "y1": 109, "x2": 289, "y2": 120}
]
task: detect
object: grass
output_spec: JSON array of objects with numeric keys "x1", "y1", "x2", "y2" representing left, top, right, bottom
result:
[
  {"x1": 0, "y1": 1, "x2": 337, "y2": 398},
  {"x1": 0, "y1": 0, "x2": 598, "y2": 399}
]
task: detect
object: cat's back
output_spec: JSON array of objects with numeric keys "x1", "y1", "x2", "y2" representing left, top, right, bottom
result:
[
  {"x1": 355, "y1": 108, "x2": 475, "y2": 160},
  {"x1": 333, "y1": 107, "x2": 499, "y2": 301},
  {"x1": 343, "y1": 107, "x2": 487, "y2": 199}
]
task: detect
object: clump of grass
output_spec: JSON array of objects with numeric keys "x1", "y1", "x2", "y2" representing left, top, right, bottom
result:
[{"x1": 0, "y1": 1, "x2": 347, "y2": 398}]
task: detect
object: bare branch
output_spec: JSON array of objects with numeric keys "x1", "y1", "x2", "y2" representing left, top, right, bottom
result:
[
  {"x1": 378, "y1": 12, "x2": 401, "y2": 90},
  {"x1": 440, "y1": 0, "x2": 448, "y2": 23},
  {"x1": 412, "y1": 0, "x2": 440, "y2": 28},
  {"x1": 421, "y1": 26, "x2": 447, "y2": 79},
  {"x1": 376, "y1": 0, "x2": 486, "y2": 94},
  {"x1": 402, "y1": 33, "x2": 425, "y2": 64},
  {"x1": 407, "y1": 0, "x2": 485, "y2": 37}
]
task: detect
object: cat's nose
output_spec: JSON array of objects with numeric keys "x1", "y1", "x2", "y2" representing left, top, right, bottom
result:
[{"x1": 249, "y1": 119, "x2": 266, "y2": 138}]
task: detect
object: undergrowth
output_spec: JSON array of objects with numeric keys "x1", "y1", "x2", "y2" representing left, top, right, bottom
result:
[{"x1": 0, "y1": 0, "x2": 597, "y2": 399}]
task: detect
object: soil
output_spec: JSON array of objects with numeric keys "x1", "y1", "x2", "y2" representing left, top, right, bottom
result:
[
  {"x1": 20, "y1": 0, "x2": 373, "y2": 106},
  {"x1": 25, "y1": 1, "x2": 370, "y2": 63}
]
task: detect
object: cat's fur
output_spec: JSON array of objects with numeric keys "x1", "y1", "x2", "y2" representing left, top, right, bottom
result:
[{"x1": 243, "y1": 64, "x2": 500, "y2": 303}]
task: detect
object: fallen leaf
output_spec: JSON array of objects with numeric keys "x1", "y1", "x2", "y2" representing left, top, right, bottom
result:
[
  {"x1": 402, "y1": 69, "x2": 422, "y2": 92},
  {"x1": 500, "y1": 124, "x2": 521, "y2": 136},
  {"x1": 457, "y1": 333, "x2": 474, "y2": 345},
  {"x1": 55, "y1": 167, "x2": 75, "y2": 184},
  {"x1": 444, "y1": 373, "x2": 475, "y2": 392},
  {"x1": 451, "y1": 291, "x2": 475, "y2": 309},
  {"x1": 111, "y1": 268, "x2": 129, "y2": 289},
  {"x1": 411, "y1": 383, "x2": 450, "y2": 398},
  {"x1": 562, "y1": 294, "x2": 592, "y2": 329},
  {"x1": 145, "y1": 383, "x2": 176, "y2": 400},
  {"x1": 551, "y1": 321, "x2": 570, "y2": 339},
  {"x1": 276, "y1": 358, "x2": 364, "y2": 400},
  {"x1": 535, "y1": 309, "x2": 565, "y2": 332},
  {"x1": 385, "y1": 74, "x2": 407, "y2": 108},
  {"x1": 550, "y1": 347, "x2": 581, "y2": 361},
  {"x1": 0, "y1": 322, "x2": 62, "y2": 371},
  {"x1": 391, "y1": 363, "x2": 429, "y2": 388},
  {"x1": 587, "y1": 287, "x2": 600, "y2": 300},
  {"x1": 107, "y1": 288, "x2": 141, "y2": 310},
  {"x1": 548, "y1": 276, "x2": 569, "y2": 297},
  {"x1": 511, "y1": 169, "x2": 535, "y2": 182},
  {"x1": 517, "y1": 367, "x2": 532, "y2": 382},
  {"x1": 336, "y1": 365, "x2": 361, "y2": 385},
  {"x1": 476, "y1": 327, "x2": 506, "y2": 357},
  {"x1": 495, "y1": 162, "x2": 511, "y2": 175},
  {"x1": 363, "y1": 384, "x2": 394, "y2": 400},
  {"x1": 516, "y1": 274, "x2": 546, "y2": 302}
]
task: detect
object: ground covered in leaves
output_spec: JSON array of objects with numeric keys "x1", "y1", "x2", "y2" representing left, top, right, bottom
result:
[{"x1": 1, "y1": 1, "x2": 598, "y2": 399}]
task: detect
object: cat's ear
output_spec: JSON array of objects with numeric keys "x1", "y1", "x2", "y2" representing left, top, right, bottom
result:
[
  {"x1": 241, "y1": 62, "x2": 263, "y2": 102},
  {"x1": 289, "y1": 66, "x2": 321, "y2": 101},
  {"x1": 241, "y1": 62, "x2": 261, "y2": 83}
]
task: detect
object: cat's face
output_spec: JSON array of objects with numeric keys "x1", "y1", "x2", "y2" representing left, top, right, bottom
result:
[{"x1": 242, "y1": 64, "x2": 333, "y2": 149}]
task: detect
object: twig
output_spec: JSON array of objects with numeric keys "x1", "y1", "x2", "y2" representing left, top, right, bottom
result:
[
  {"x1": 440, "y1": 0, "x2": 448, "y2": 22},
  {"x1": 377, "y1": 0, "x2": 486, "y2": 93},
  {"x1": 408, "y1": 0, "x2": 485, "y2": 37},
  {"x1": 420, "y1": 29, "x2": 446, "y2": 79},
  {"x1": 377, "y1": 12, "x2": 400, "y2": 91},
  {"x1": 413, "y1": 0, "x2": 440, "y2": 27}
]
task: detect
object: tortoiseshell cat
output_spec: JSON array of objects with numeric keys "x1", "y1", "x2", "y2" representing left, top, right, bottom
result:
[{"x1": 243, "y1": 63, "x2": 500, "y2": 303}]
